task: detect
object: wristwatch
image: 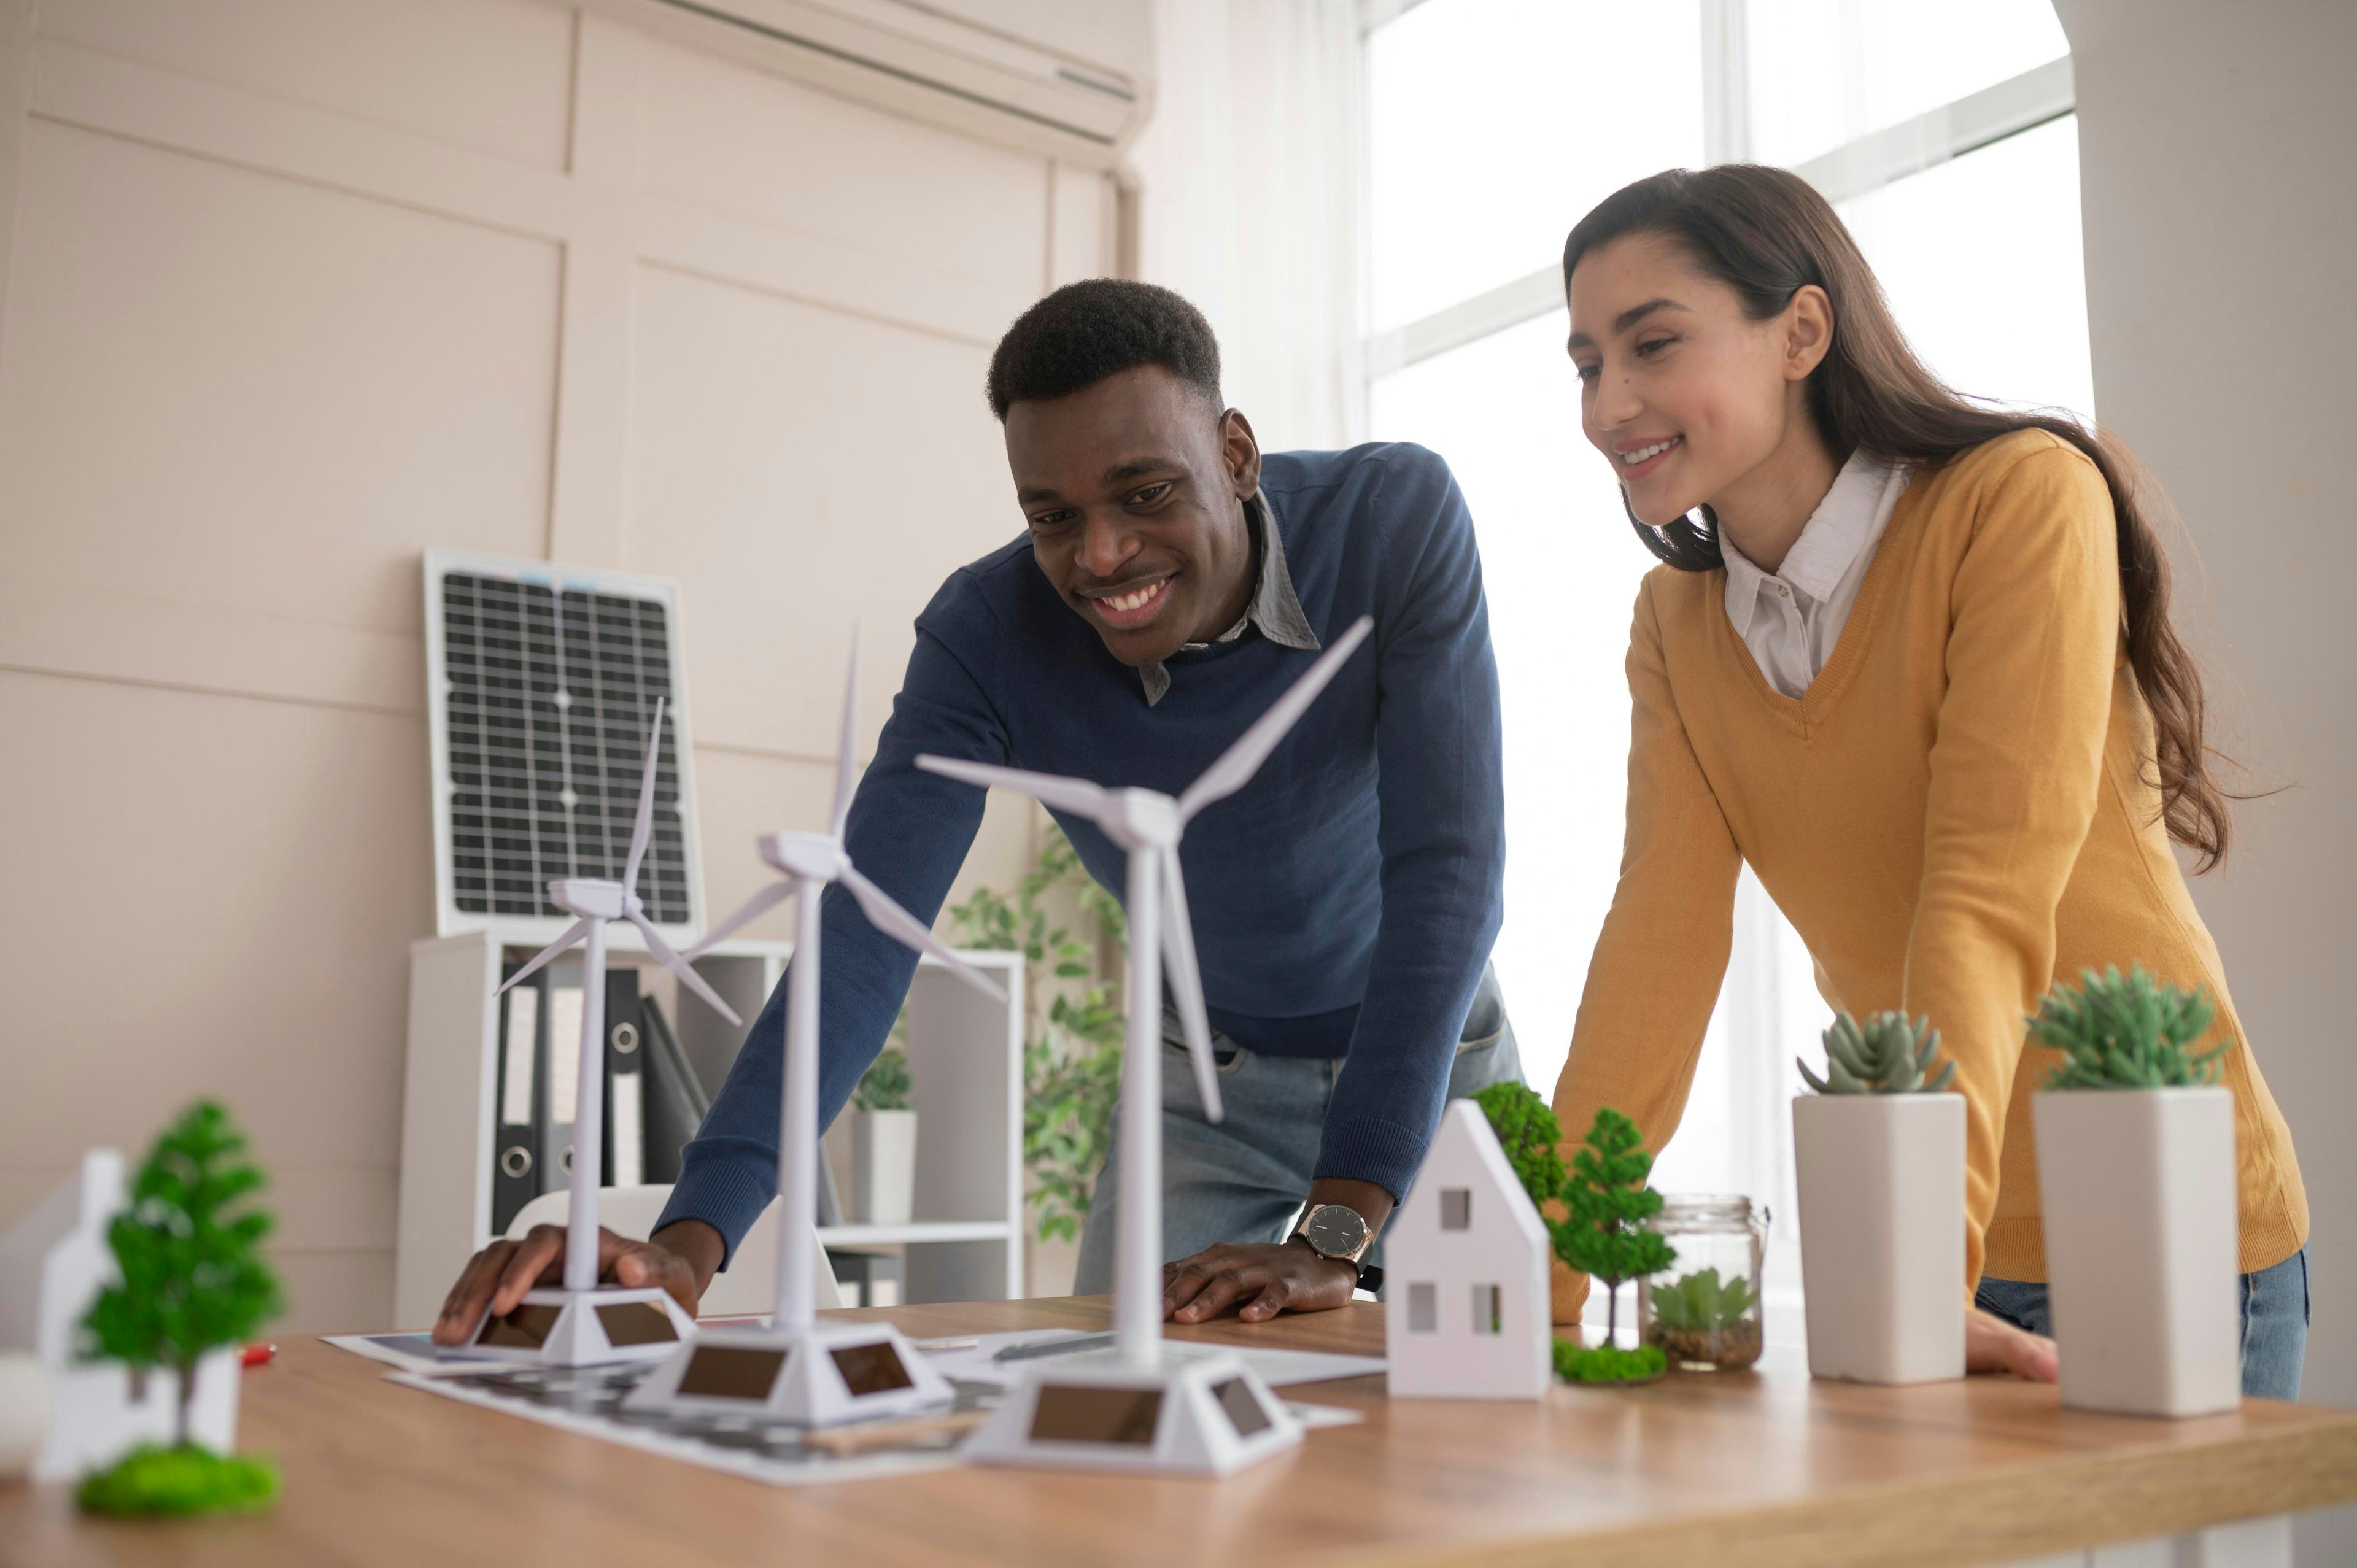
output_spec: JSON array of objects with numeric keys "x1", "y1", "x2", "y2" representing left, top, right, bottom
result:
[{"x1": 1291, "y1": 1203, "x2": 1384, "y2": 1295}]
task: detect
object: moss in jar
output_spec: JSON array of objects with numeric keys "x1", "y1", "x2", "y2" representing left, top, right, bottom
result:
[{"x1": 1643, "y1": 1267, "x2": 1762, "y2": 1370}]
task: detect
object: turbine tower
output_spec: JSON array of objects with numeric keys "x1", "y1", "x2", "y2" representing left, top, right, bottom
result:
[
  {"x1": 467, "y1": 697, "x2": 743, "y2": 1366},
  {"x1": 916, "y1": 614, "x2": 1374, "y2": 1475},
  {"x1": 629, "y1": 630, "x2": 1005, "y2": 1425}
]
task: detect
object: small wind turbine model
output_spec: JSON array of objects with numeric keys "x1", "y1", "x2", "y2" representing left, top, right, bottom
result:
[
  {"x1": 465, "y1": 697, "x2": 745, "y2": 1366},
  {"x1": 627, "y1": 631, "x2": 1005, "y2": 1426},
  {"x1": 916, "y1": 614, "x2": 1376, "y2": 1477}
]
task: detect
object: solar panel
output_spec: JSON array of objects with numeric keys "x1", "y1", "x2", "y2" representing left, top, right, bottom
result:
[{"x1": 425, "y1": 552, "x2": 703, "y2": 936}]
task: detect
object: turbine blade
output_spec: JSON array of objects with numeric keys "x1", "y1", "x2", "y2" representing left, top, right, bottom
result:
[
  {"x1": 1158, "y1": 844, "x2": 1221, "y2": 1124},
  {"x1": 838, "y1": 865, "x2": 1005, "y2": 1001},
  {"x1": 683, "y1": 878, "x2": 795, "y2": 960},
  {"x1": 629, "y1": 913, "x2": 742, "y2": 1027},
  {"x1": 915, "y1": 755, "x2": 1111, "y2": 822},
  {"x1": 496, "y1": 918, "x2": 592, "y2": 994},
  {"x1": 621, "y1": 696, "x2": 667, "y2": 897},
  {"x1": 830, "y1": 625, "x2": 861, "y2": 839},
  {"x1": 1177, "y1": 616, "x2": 1374, "y2": 821}
]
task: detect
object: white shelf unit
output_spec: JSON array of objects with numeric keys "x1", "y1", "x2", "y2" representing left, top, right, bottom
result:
[{"x1": 393, "y1": 927, "x2": 1023, "y2": 1331}]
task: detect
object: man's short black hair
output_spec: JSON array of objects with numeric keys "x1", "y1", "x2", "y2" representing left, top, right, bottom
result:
[{"x1": 986, "y1": 279, "x2": 1222, "y2": 421}]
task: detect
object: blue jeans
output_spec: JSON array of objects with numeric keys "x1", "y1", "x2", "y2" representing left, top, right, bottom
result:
[
  {"x1": 1075, "y1": 964, "x2": 1523, "y2": 1292},
  {"x1": 1976, "y1": 1248, "x2": 2310, "y2": 1400}
]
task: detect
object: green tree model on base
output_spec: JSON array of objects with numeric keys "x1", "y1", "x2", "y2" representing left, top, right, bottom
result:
[
  {"x1": 1550, "y1": 1107, "x2": 1675, "y2": 1378},
  {"x1": 77, "y1": 1100, "x2": 284, "y2": 1516}
]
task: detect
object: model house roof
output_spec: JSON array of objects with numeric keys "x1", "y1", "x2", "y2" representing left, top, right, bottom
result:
[{"x1": 1391, "y1": 1100, "x2": 1549, "y2": 1246}]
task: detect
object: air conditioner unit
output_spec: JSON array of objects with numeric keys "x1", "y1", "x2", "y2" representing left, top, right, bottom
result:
[
  {"x1": 421, "y1": 549, "x2": 708, "y2": 946},
  {"x1": 623, "y1": 0, "x2": 1149, "y2": 164}
]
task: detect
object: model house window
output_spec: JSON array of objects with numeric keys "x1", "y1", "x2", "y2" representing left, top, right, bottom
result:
[
  {"x1": 1439, "y1": 1188, "x2": 1472, "y2": 1230},
  {"x1": 1407, "y1": 1281, "x2": 1439, "y2": 1333},
  {"x1": 1364, "y1": 0, "x2": 2089, "y2": 1330},
  {"x1": 1471, "y1": 1283, "x2": 1502, "y2": 1335}
]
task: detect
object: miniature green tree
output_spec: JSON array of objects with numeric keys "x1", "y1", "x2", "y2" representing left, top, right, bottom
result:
[
  {"x1": 2030, "y1": 965, "x2": 2230, "y2": 1089},
  {"x1": 1472, "y1": 1082, "x2": 1566, "y2": 1212},
  {"x1": 851, "y1": 1045, "x2": 913, "y2": 1111},
  {"x1": 1550, "y1": 1108, "x2": 1676, "y2": 1382},
  {"x1": 77, "y1": 1100, "x2": 283, "y2": 1515}
]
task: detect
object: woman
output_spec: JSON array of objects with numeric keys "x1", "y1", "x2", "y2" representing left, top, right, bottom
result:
[{"x1": 1549, "y1": 165, "x2": 2309, "y2": 1392}]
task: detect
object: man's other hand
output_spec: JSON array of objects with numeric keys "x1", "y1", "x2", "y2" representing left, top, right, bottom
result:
[{"x1": 1161, "y1": 1240, "x2": 1358, "y2": 1325}]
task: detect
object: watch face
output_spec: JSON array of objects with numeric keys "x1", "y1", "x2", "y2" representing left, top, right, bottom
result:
[{"x1": 1302, "y1": 1205, "x2": 1369, "y2": 1259}]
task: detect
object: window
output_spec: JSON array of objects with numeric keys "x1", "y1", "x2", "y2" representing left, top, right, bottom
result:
[
  {"x1": 1439, "y1": 1188, "x2": 1473, "y2": 1230},
  {"x1": 1471, "y1": 1283, "x2": 1503, "y2": 1334},
  {"x1": 1364, "y1": 0, "x2": 2092, "y2": 1330},
  {"x1": 1407, "y1": 1281, "x2": 1439, "y2": 1332}
]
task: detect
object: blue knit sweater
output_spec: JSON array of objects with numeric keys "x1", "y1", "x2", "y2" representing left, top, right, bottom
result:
[{"x1": 657, "y1": 442, "x2": 1504, "y2": 1259}]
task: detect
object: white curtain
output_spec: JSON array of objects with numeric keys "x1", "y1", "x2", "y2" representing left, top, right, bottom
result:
[{"x1": 1127, "y1": 0, "x2": 1365, "y2": 452}]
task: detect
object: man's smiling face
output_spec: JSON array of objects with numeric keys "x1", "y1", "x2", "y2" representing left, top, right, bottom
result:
[{"x1": 1004, "y1": 365, "x2": 1260, "y2": 668}]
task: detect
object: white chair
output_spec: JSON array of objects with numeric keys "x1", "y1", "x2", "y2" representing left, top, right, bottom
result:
[{"x1": 503, "y1": 1185, "x2": 840, "y2": 1318}]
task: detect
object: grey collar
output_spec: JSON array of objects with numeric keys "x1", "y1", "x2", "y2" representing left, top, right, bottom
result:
[{"x1": 1139, "y1": 490, "x2": 1320, "y2": 706}]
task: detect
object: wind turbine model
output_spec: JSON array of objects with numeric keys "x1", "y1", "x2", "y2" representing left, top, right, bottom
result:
[
  {"x1": 916, "y1": 614, "x2": 1376, "y2": 1477},
  {"x1": 627, "y1": 631, "x2": 1005, "y2": 1426},
  {"x1": 465, "y1": 697, "x2": 745, "y2": 1367}
]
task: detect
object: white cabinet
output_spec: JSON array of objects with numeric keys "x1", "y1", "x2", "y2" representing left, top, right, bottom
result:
[{"x1": 393, "y1": 927, "x2": 1022, "y2": 1330}]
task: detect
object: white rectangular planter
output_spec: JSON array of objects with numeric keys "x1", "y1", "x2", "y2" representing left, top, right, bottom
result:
[
  {"x1": 851, "y1": 1109, "x2": 918, "y2": 1226},
  {"x1": 1792, "y1": 1094, "x2": 1966, "y2": 1385},
  {"x1": 2032, "y1": 1087, "x2": 2239, "y2": 1418}
]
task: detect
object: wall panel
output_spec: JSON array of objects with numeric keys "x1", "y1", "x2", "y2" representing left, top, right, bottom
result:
[
  {"x1": 633, "y1": 26, "x2": 1048, "y2": 292},
  {"x1": 36, "y1": 0, "x2": 575, "y2": 169},
  {"x1": 0, "y1": 119, "x2": 561, "y2": 643},
  {"x1": 623, "y1": 261, "x2": 1019, "y2": 758}
]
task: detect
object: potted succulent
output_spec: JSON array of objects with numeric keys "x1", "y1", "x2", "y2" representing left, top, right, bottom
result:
[
  {"x1": 1641, "y1": 1265, "x2": 1762, "y2": 1370},
  {"x1": 1791, "y1": 1011, "x2": 1965, "y2": 1385},
  {"x1": 2030, "y1": 965, "x2": 2237, "y2": 1417},
  {"x1": 1550, "y1": 1108, "x2": 1675, "y2": 1385},
  {"x1": 850, "y1": 1045, "x2": 918, "y2": 1226}
]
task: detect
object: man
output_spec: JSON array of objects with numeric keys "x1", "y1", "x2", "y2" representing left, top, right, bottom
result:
[{"x1": 433, "y1": 279, "x2": 1510, "y2": 1343}]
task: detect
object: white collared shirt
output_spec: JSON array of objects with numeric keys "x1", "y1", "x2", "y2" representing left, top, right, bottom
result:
[{"x1": 1720, "y1": 453, "x2": 1914, "y2": 698}]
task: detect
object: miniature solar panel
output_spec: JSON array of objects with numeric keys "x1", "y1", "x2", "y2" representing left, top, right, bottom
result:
[
  {"x1": 830, "y1": 1341, "x2": 916, "y2": 1396},
  {"x1": 436, "y1": 567, "x2": 692, "y2": 925},
  {"x1": 1029, "y1": 1386, "x2": 1162, "y2": 1445}
]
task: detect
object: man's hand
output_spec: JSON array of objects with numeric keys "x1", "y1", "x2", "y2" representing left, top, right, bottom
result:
[
  {"x1": 1163, "y1": 1240, "x2": 1359, "y2": 1324},
  {"x1": 430, "y1": 1219, "x2": 724, "y2": 1346},
  {"x1": 1966, "y1": 1306, "x2": 2059, "y2": 1381}
]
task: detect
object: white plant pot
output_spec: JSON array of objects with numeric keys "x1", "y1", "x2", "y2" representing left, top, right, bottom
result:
[
  {"x1": 2032, "y1": 1086, "x2": 2239, "y2": 1417},
  {"x1": 851, "y1": 1109, "x2": 918, "y2": 1226},
  {"x1": 1792, "y1": 1094, "x2": 1966, "y2": 1385}
]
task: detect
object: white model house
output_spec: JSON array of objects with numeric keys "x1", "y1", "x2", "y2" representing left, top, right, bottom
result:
[
  {"x1": 0, "y1": 1150, "x2": 239, "y2": 1478},
  {"x1": 1385, "y1": 1100, "x2": 1553, "y2": 1400}
]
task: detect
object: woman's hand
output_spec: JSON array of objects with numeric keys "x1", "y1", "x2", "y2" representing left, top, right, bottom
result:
[{"x1": 1966, "y1": 1307, "x2": 2059, "y2": 1380}]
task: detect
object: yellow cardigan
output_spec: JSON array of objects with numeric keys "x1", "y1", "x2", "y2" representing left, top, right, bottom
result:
[{"x1": 1549, "y1": 430, "x2": 2307, "y2": 1319}]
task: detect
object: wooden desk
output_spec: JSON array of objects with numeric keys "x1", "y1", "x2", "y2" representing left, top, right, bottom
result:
[{"x1": 4, "y1": 1297, "x2": 2353, "y2": 1567}]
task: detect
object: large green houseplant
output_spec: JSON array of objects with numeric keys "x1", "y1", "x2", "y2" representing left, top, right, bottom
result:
[{"x1": 944, "y1": 824, "x2": 1128, "y2": 1249}]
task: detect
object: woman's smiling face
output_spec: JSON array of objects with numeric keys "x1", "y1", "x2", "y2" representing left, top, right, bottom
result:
[{"x1": 1566, "y1": 231, "x2": 1824, "y2": 530}]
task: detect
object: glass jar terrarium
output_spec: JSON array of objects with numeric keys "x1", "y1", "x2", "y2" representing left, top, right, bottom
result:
[{"x1": 1639, "y1": 1195, "x2": 1766, "y2": 1370}]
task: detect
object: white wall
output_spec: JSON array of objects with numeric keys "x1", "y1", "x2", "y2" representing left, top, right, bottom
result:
[
  {"x1": 0, "y1": 0, "x2": 1121, "y2": 1331},
  {"x1": 2059, "y1": 0, "x2": 2355, "y2": 1555}
]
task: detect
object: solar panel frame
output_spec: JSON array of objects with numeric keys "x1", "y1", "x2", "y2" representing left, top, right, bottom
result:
[{"x1": 424, "y1": 549, "x2": 706, "y2": 942}]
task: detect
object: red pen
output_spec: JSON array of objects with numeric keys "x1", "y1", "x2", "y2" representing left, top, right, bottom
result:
[{"x1": 241, "y1": 1342, "x2": 276, "y2": 1367}]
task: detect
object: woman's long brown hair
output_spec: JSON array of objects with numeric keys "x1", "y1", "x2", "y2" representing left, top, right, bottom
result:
[{"x1": 1565, "y1": 164, "x2": 2232, "y2": 870}]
